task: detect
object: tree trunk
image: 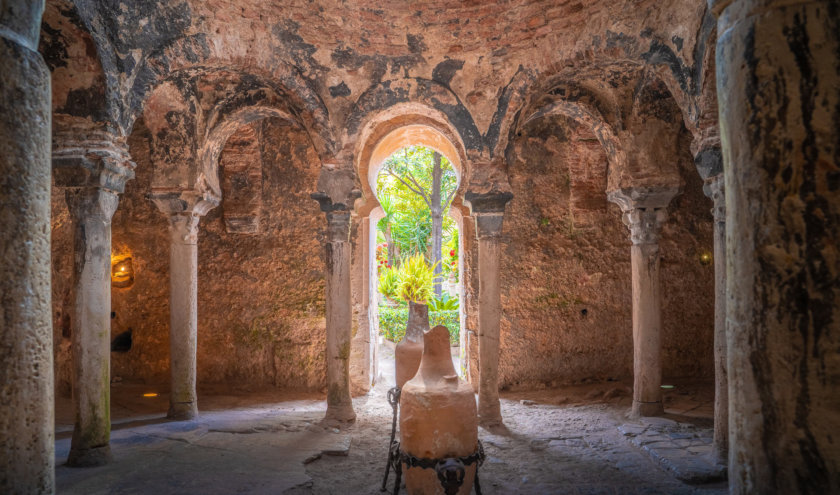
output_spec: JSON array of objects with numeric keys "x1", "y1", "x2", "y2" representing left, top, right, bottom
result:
[{"x1": 431, "y1": 152, "x2": 443, "y2": 298}]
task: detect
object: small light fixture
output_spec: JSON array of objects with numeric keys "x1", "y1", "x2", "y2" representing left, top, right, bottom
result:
[
  {"x1": 698, "y1": 251, "x2": 713, "y2": 266},
  {"x1": 111, "y1": 254, "x2": 134, "y2": 288},
  {"x1": 142, "y1": 392, "x2": 158, "y2": 398},
  {"x1": 661, "y1": 385, "x2": 675, "y2": 390}
]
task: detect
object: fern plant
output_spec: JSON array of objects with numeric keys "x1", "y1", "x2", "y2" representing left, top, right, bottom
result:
[{"x1": 397, "y1": 254, "x2": 435, "y2": 303}]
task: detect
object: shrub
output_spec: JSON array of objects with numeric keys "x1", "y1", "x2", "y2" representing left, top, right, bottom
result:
[
  {"x1": 397, "y1": 254, "x2": 435, "y2": 303},
  {"x1": 379, "y1": 306, "x2": 459, "y2": 346},
  {"x1": 378, "y1": 266, "x2": 400, "y2": 302},
  {"x1": 429, "y1": 293, "x2": 459, "y2": 311}
]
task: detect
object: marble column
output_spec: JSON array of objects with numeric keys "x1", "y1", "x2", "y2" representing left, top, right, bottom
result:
[
  {"x1": 152, "y1": 194, "x2": 216, "y2": 421},
  {"x1": 55, "y1": 136, "x2": 135, "y2": 467},
  {"x1": 465, "y1": 191, "x2": 512, "y2": 427},
  {"x1": 704, "y1": 174, "x2": 727, "y2": 464},
  {"x1": 710, "y1": 0, "x2": 840, "y2": 491},
  {"x1": 608, "y1": 187, "x2": 678, "y2": 418},
  {"x1": 0, "y1": 1, "x2": 53, "y2": 490}
]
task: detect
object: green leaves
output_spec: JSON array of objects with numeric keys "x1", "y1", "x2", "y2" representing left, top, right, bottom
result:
[
  {"x1": 429, "y1": 292, "x2": 459, "y2": 311},
  {"x1": 377, "y1": 265, "x2": 401, "y2": 301},
  {"x1": 376, "y1": 145, "x2": 458, "y2": 260},
  {"x1": 379, "y1": 307, "x2": 460, "y2": 346},
  {"x1": 397, "y1": 254, "x2": 435, "y2": 303}
]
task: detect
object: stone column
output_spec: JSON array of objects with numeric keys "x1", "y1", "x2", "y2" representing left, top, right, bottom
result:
[
  {"x1": 312, "y1": 192, "x2": 356, "y2": 422},
  {"x1": 608, "y1": 187, "x2": 678, "y2": 418},
  {"x1": 0, "y1": 1, "x2": 53, "y2": 490},
  {"x1": 704, "y1": 174, "x2": 727, "y2": 463},
  {"x1": 465, "y1": 191, "x2": 512, "y2": 427},
  {"x1": 152, "y1": 194, "x2": 216, "y2": 421},
  {"x1": 167, "y1": 213, "x2": 200, "y2": 419},
  {"x1": 54, "y1": 132, "x2": 135, "y2": 466},
  {"x1": 326, "y1": 210, "x2": 356, "y2": 421},
  {"x1": 710, "y1": 0, "x2": 840, "y2": 492}
]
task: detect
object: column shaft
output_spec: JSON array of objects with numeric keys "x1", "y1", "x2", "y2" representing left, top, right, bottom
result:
[
  {"x1": 466, "y1": 191, "x2": 512, "y2": 427},
  {"x1": 66, "y1": 189, "x2": 119, "y2": 466},
  {"x1": 707, "y1": 177, "x2": 727, "y2": 463},
  {"x1": 477, "y1": 233, "x2": 502, "y2": 425},
  {"x1": 712, "y1": 0, "x2": 840, "y2": 491},
  {"x1": 608, "y1": 187, "x2": 677, "y2": 418},
  {"x1": 0, "y1": 3, "x2": 54, "y2": 488},
  {"x1": 167, "y1": 214, "x2": 199, "y2": 420},
  {"x1": 325, "y1": 211, "x2": 355, "y2": 421},
  {"x1": 630, "y1": 242, "x2": 663, "y2": 416}
]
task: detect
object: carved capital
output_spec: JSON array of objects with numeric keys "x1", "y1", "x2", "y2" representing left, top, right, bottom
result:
[
  {"x1": 608, "y1": 187, "x2": 678, "y2": 245},
  {"x1": 64, "y1": 186, "x2": 120, "y2": 224},
  {"x1": 53, "y1": 118, "x2": 135, "y2": 194},
  {"x1": 465, "y1": 191, "x2": 513, "y2": 214},
  {"x1": 704, "y1": 175, "x2": 725, "y2": 224},
  {"x1": 150, "y1": 188, "x2": 219, "y2": 217},
  {"x1": 310, "y1": 190, "x2": 362, "y2": 213},
  {"x1": 168, "y1": 213, "x2": 201, "y2": 245},
  {"x1": 622, "y1": 208, "x2": 670, "y2": 245},
  {"x1": 325, "y1": 211, "x2": 352, "y2": 243}
]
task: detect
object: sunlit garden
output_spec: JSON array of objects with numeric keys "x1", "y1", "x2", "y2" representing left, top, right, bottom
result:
[{"x1": 375, "y1": 145, "x2": 461, "y2": 346}]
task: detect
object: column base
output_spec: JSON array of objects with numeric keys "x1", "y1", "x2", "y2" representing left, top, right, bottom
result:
[
  {"x1": 325, "y1": 404, "x2": 356, "y2": 423},
  {"x1": 66, "y1": 444, "x2": 111, "y2": 467},
  {"x1": 167, "y1": 401, "x2": 198, "y2": 420},
  {"x1": 478, "y1": 399, "x2": 502, "y2": 427},
  {"x1": 478, "y1": 415, "x2": 504, "y2": 430},
  {"x1": 631, "y1": 400, "x2": 664, "y2": 418}
]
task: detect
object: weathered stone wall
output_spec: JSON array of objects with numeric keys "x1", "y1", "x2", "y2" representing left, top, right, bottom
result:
[
  {"x1": 52, "y1": 118, "x2": 327, "y2": 392},
  {"x1": 46, "y1": 0, "x2": 719, "y2": 394},
  {"x1": 497, "y1": 115, "x2": 713, "y2": 390}
]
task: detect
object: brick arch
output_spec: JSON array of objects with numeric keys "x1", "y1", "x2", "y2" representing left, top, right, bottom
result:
[
  {"x1": 345, "y1": 78, "x2": 482, "y2": 155},
  {"x1": 351, "y1": 103, "x2": 470, "y2": 218},
  {"x1": 145, "y1": 68, "x2": 324, "y2": 202},
  {"x1": 518, "y1": 91, "x2": 627, "y2": 193},
  {"x1": 128, "y1": 35, "x2": 336, "y2": 157}
]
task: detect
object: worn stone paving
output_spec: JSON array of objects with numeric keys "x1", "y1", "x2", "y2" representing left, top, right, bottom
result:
[
  {"x1": 55, "y1": 400, "x2": 351, "y2": 495},
  {"x1": 618, "y1": 417, "x2": 726, "y2": 484},
  {"x1": 55, "y1": 349, "x2": 727, "y2": 494}
]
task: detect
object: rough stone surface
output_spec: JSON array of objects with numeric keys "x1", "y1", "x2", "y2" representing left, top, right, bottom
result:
[
  {"x1": 498, "y1": 118, "x2": 713, "y2": 391},
  {"x1": 0, "y1": 4, "x2": 54, "y2": 490},
  {"x1": 51, "y1": 118, "x2": 327, "y2": 394},
  {"x1": 19, "y1": 0, "x2": 836, "y2": 490},
  {"x1": 713, "y1": 0, "x2": 840, "y2": 492}
]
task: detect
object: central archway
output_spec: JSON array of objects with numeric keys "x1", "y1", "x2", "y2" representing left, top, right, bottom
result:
[{"x1": 350, "y1": 109, "x2": 472, "y2": 393}]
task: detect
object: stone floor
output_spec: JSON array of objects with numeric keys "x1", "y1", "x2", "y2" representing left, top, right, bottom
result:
[{"x1": 55, "y1": 345, "x2": 727, "y2": 494}]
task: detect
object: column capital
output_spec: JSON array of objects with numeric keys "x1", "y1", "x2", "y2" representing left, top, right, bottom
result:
[
  {"x1": 150, "y1": 188, "x2": 219, "y2": 217},
  {"x1": 608, "y1": 187, "x2": 679, "y2": 245},
  {"x1": 465, "y1": 191, "x2": 513, "y2": 239},
  {"x1": 64, "y1": 187, "x2": 120, "y2": 222},
  {"x1": 325, "y1": 210, "x2": 352, "y2": 243},
  {"x1": 168, "y1": 213, "x2": 201, "y2": 245},
  {"x1": 704, "y1": 175, "x2": 726, "y2": 224},
  {"x1": 310, "y1": 190, "x2": 362, "y2": 213},
  {"x1": 464, "y1": 191, "x2": 513, "y2": 214},
  {"x1": 53, "y1": 120, "x2": 135, "y2": 195}
]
